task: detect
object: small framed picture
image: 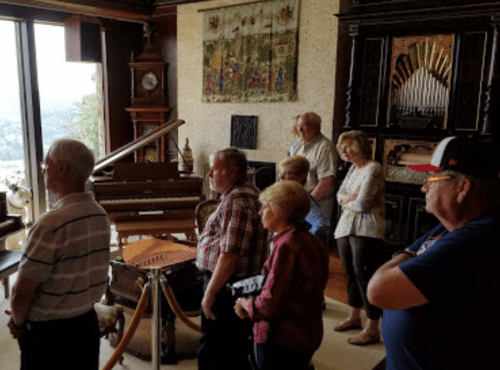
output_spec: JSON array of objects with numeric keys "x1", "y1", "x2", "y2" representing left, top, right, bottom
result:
[{"x1": 384, "y1": 139, "x2": 439, "y2": 185}]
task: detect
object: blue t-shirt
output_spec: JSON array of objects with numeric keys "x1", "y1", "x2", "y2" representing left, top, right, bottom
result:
[
  {"x1": 304, "y1": 196, "x2": 330, "y2": 247},
  {"x1": 382, "y1": 208, "x2": 500, "y2": 370}
]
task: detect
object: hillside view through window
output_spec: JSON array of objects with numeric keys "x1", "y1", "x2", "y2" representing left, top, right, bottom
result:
[{"x1": 0, "y1": 20, "x2": 104, "y2": 199}]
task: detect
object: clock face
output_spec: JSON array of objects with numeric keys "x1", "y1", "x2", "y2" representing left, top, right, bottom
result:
[{"x1": 141, "y1": 71, "x2": 159, "y2": 91}]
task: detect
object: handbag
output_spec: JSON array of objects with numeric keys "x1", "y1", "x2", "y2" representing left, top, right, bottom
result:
[{"x1": 227, "y1": 274, "x2": 266, "y2": 298}]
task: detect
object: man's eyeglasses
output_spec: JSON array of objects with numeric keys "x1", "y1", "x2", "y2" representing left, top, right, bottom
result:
[{"x1": 424, "y1": 175, "x2": 454, "y2": 184}]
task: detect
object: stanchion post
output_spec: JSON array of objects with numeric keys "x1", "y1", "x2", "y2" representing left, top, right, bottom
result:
[{"x1": 150, "y1": 266, "x2": 162, "y2": 370}]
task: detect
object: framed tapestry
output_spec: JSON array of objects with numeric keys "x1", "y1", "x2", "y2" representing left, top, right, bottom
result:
[
  {"x1": 202, "y1": 0, "x2": 300, "y2": 103},
  {"x1": 387, "y1": 34, "x2": 454, "y2": 129}
]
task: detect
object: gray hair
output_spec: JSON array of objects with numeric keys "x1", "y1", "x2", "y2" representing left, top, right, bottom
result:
[
  {"x1": 441, "y1": 170, "x2": 500, "y2": 208},
  {"x1": 214, "y1": 147, "x2": 248, "y2": 180},
  {"x1": 47, "y1": 138, "x2": 95, "y2": 185},
  {"x1": 303, "y1": 112, "x2": 322, "y2": 131}
]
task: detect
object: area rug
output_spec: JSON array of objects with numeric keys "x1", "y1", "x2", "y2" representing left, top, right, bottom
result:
[{"x1": 101, "y1": 297, "x2": 386, "y2": 370}]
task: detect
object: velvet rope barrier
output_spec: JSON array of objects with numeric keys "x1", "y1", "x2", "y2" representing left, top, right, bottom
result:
[
  {"x1": 101, "y1": 282, "x2": 151, "y2": 370},
  {"x1": 160, "y1": 277, "x2": 201, "y2": 332}
]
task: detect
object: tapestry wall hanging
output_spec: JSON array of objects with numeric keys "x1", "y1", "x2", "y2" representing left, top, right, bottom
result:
[{"x1": 202, "y1": 0, "x2": 300, "y2": 103}]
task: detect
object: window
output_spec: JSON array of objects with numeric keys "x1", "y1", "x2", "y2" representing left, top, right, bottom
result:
[
  {"x1": 35, "y1": 23, "x2": 104, "y2": 159},
  {"x1": 0, "y1": 20, "x2": 24, "y2": 194},
  {"x1": 0, "y1": 17, "x2": 105, "y2": 221}
]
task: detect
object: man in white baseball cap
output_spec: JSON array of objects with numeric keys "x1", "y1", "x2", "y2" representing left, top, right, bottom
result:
[{"x1": 367, "y1": 136, "x2": 500, "y2": 370}]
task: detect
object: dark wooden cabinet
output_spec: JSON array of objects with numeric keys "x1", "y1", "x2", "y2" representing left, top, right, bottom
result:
[{"x1": 335, "y1": 1, "x2": 500, "y2": 249}]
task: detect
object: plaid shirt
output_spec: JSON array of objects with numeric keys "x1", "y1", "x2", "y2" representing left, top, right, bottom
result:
[{"x1": 196, "y1": 182, "x2": 269, "y2": 278}]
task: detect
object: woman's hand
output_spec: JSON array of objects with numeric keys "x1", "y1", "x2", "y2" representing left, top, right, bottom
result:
[
  {"x1": 340, "y1": 194, "x2": 357, "y2": 205},
  {"x1": 234, "y1": 298, "x2": 250, "y2": 319}
]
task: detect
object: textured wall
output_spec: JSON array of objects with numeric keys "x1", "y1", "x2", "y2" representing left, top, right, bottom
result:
[{"x1": 177, "y1": 0, "x2": 340, "y2": 177}]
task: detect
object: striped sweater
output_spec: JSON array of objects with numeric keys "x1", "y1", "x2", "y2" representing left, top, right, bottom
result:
[{"x1": 18, "y1": 192, "x2": 110, "y2": 321}]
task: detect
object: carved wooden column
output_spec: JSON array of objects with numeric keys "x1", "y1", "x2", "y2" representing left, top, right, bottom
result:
[
  {"x1": 482, "y1": 16, "x2": 500, "y2": 135},
  {"x1": 345, "y1": 22, "x2": 360, "y2": 128}
]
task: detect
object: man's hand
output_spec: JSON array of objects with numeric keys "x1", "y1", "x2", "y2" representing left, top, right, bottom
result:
[
  {"x1": 202, "y1": 253, "x2": 241, "y2": 321},
  {"x1": 202, "y1": 291, "x2": 217, "y2": 320},
  {"x1": 5, "y1": 310, "x2": 23, "y2": 339},
  {"x1": 234, "y1": 298, "x2": 250, "y2": 319},
  {"x1": 311, "y1": 176, "x2": 333, "y2": 202}
]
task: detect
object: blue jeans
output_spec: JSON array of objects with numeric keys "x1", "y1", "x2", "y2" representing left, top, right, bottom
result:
[{"x1": 256, "y1": 343, "x2": 313, "y2": 370}]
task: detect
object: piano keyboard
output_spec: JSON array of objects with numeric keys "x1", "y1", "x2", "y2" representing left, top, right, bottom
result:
[{"x1": 99, "y1": 196, "x2": 202, "y2": 212}]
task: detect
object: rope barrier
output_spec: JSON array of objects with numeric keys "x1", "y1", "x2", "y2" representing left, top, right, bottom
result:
[
  {"x1": 160, "y1": 277, "x2": 201, "y2": 332},
  {"x1": 100, "y1": 267, "x2": 201, "y2": 369},
  {"x1": 101, "y1": 281, "x2": 151, "y2": 370}
]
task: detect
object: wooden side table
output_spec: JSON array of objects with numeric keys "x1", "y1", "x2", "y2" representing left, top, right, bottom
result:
[{"x1": 114, "y1": 219, "x2": 197, "y2": 249}]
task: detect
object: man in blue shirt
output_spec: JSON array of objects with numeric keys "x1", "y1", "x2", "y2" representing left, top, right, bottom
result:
[{"x1": 368, "y1": 136, "x2": 500, "y2": 370}]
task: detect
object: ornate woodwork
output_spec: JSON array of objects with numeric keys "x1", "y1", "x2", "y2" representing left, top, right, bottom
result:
[
  {"x1": 336, "y1": 0, "x2": 500, "y2": 250},
  {"x1": 127, "y1": 43, "x2": 171, "y2": 162}
]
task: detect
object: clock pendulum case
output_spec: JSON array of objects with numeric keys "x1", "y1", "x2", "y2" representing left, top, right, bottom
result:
[{"x1": 126, "y1": 43, "x2": 171, "y2": 163}]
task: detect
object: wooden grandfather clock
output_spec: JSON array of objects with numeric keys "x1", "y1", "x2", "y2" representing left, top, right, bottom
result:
[{"x1": 126, "y1": 43, "x2": 171, "y2": 163}]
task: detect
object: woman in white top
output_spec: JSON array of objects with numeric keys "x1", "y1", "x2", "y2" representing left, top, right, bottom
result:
[{"x1": 333, "y1": 130, "x2": 386, "y2": 346}]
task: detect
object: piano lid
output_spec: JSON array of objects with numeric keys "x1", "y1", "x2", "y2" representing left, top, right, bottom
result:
[{"x1": 93, "y1": 119, "x2": 185, "y2": 175}]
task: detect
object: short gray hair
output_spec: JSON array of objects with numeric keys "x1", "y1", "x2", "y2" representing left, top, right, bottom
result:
[
  {"x1": 303, "y1": 112, "x2": 322, "y2": 131},
  {"x1": 442, "y1": 170, "x2": 500, "y2": 207},
  {"x1": 47, "y1": 138, "x2": 95, "y2": 184},
  {"x1": 214, "y1": 147, "x2": 248, "y2": 180}
]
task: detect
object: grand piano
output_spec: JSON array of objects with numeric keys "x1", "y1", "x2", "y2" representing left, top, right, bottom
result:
[
  {"x1": 0, "y1": 192, "x2": 24, "y2": 298},
  {"x1": 91, "y1": 119, "x2": 204, "y2": 364},
  {"x1": 92, "y1": 119, "x2": 204, "y2": 244}
]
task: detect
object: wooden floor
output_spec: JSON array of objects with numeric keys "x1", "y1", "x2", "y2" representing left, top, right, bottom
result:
[
  {"x1": 327, "y1": 252, "x2": 387, "y2": 370},
  {"x1": 325, "y1": 251, "x2": 348, "y2": 304}
]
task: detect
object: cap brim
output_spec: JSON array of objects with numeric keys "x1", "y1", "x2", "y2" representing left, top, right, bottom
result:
[{"x1": 408, "y1": 164, "x2": 442, "y2": 172}]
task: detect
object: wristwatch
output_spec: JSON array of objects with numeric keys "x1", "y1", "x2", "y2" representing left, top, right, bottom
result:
[{"x1": 392, "y1": 250, "x2": 416, "y2": 259}]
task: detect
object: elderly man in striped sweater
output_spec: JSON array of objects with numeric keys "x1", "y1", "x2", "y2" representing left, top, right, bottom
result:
[{"x1": 6, "y1": 138, "x2": 111, "y2": 370}]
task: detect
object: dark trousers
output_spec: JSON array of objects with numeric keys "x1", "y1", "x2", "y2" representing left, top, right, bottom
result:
[
  {"x1": 18, "y1": 309, "x2": 100, "y2": 370},
  {"x1": 197, "y1": 272, "x2": 254, "y2": 370},
  {"x1": 256, "y1": 343, "x2": 313, "y2": 370},
  {"x1": 337, "y1": 236, "x2": 387, "y2": 320}
]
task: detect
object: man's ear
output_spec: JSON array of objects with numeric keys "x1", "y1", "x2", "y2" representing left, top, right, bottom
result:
[
  {"x1": 58, "y1": 161, "x2": 69, "y2": 175},
  {"x1": 456, "y1": 178, "x2": 471, "y2": 204},
  {"x1": 228, "y1": 165, "x2": 239, "y2": 180}
]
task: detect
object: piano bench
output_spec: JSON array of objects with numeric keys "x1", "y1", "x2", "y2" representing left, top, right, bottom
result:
[{"x1": 0, "y1": 250, "x2": 23, "y2": 299}]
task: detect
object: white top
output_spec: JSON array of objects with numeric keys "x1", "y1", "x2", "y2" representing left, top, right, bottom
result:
[
  {"x1": 334, "y1": 161, "x2": 385, "y2": 240},
  {"x1": 290, "y1": 133, "x2": 337, "y2": 217}
]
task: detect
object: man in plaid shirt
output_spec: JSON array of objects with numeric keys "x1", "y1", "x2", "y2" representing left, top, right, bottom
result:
[{"x1": 196, "y1": 147, "x2": 268, "y2": 370}]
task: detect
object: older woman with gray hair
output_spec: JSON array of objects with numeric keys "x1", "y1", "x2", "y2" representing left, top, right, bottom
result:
[
  {"x1": 333, "y1": 130, "x2": 386, "y2": 346},
  {"x1": 234, "y1": 181, "x2": 329, "y2": 370}
]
